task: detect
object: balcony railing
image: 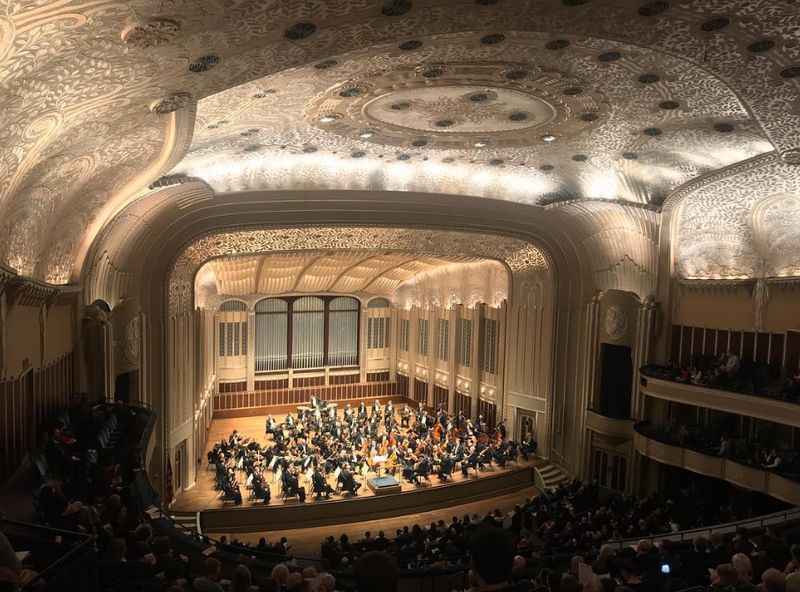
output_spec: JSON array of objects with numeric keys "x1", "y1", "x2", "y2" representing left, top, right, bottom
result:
[
  {"x1": 633, "y1": 422, "x2": 800, "y2": 505},
  {"x1": 640, "y1": 366, "x2": 800, "y2": 429}
]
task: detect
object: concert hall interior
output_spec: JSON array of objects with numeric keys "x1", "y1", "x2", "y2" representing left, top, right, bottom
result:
[{"x1": 2, "y1": 1, "x2": 800, "y2": 591}]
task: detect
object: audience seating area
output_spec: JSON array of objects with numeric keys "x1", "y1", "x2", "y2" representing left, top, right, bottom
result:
[{"x1": 4, "y1": 399, "x2": 800, "y2": 592}]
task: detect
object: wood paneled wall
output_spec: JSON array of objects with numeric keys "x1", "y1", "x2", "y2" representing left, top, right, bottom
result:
[
  {"x1": 0, "y1": 352, "x2": 75, "y2": 483},
  {"x1": 670, "y1": 325, "x2": 799, "y2": 376},
  {"x1": 213, "y1": 380, "x2": 399, "y2": 411}
]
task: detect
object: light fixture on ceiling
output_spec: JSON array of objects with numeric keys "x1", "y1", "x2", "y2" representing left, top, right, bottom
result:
[
  {"x1": 319, "y1": 114, "x2": 341, "y2": 123},
  {"x1": 542, "y1": 134, "x2": 556, "y2": 143},
  {"x1": 473, "y1": 140, "x2": 488, "y2": 148},
  {"x1": 359, "y1": 130, "x2": 375, "y2": 139}
]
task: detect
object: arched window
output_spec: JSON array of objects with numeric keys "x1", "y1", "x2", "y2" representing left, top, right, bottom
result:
[
  {"x1": 328, "y1": 297, "x2": 359, "y2": 366},
  {"x1": 218, "y1": 300, "x2": 247, "y2": 358},
  {"x1": 255, "y1": 298, "x2": 288, "y2": 371},
  {"x1": 292, "y1": 296, "x2": 325, "y2": 369},
  {"x1": 367, "y1": 297, "x2": 390, "y2": 308}
]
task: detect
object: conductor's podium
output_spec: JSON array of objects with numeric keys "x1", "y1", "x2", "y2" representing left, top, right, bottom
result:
[{"x1": 367, "y1": 475, "x2": 402, "y2": 495}]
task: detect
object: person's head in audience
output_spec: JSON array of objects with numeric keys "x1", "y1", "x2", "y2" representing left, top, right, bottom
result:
[
  {"x1": 786, "y1": 573, "x2": 800, "y2": 592},
  {"x1": 286, "y1": 572, "x2": 305, "y2": 592},
  {"x1": 732, "y1": 552, "x2": 753, "y2": 583},
  {"x1": 560, "y1": 574, "x2": 580, "y2": 592},
  {"x1": 762, "y1": 568, "x2": 786, "y2": 592},
  {"x1": 469, "y1": 527, "x2": 514, "y2": 590},
  {"x1": 302, "y1": 567, "x2": 318, "y2": 580},
  {"x1": 271, "y1": 563, "x2": 290, "y2": 587},
  {"x1": 232, "y1": 564, "x2": 253, "y2": 592},
  {"x1": 205, "y1": 557, "x2": 222, "y2": 582},
  {"x1": 316, "y1": 573, "x2": 336, "y2": 592},
  {"x1": 355, "y1": 551, "x2": 398, "y2": 592},
  {"x1": 106, "y1": 537, "x2": 126, "y2": 562}
]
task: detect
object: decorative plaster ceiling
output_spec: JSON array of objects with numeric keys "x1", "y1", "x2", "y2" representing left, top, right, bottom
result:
[
  {"x1": 195, "y1": 250, "x2": 509, "y2": 309},
  {"x1": 171, "y1": 226, "x2": 548, "y2": 313},
  {"x1": 1, "y1": 1, "x2": 800, "y2": 285},
  {"x1": 177, "y1": 30, "x2": 771, "y2": 207}
]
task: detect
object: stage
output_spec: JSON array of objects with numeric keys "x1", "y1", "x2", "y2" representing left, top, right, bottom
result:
[{"x1": 172, "y1": 413, "x2": 541, "y2": 533}]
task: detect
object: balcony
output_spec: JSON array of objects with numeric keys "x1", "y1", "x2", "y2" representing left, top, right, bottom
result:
[
  {"x1": 640, "y1": 366, "x2": 800, "y2": 429},
  {"x1": 633, "y1": 423, "x2": 800, "y2": 506},
  {"x1": 586, "y1": 409, "x2": 635, "y2": 439}
]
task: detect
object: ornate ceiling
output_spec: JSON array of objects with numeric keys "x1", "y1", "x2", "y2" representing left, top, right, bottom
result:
[
  {"x1": 195, "y1": 250, "x2": 504, "y2": 303},
  {"x1": 1, "y1": 0, "x2": 799, "y2": 286}
]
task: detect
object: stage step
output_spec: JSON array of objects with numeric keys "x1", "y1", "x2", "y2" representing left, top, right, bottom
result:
[
  {"x1": 534, "y1": 463, "x2": 570, "y2": 491},
  {"x1": 169, "y1": 510, "x2": 202, "y2": 535}
]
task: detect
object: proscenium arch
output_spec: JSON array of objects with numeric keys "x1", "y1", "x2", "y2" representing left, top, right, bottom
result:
[{"x1": 82, "y1": 187, "x2": 598, "y2": 495}]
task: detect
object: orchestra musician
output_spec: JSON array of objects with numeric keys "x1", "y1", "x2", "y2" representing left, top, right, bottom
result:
[{"x1": 207, "y1": 395, "x2": 527, "y2": 506}]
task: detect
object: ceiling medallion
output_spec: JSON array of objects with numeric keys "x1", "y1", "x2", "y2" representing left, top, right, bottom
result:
[
  {"x1": 411, "y1": 138, "x2": 429, "y2": 147},
  {"x1": 713, "y1": 122, "x2": 735, "y2": 133},
  {"x1": 780, "y1": 66, "x2": 800, "y2": 79},
  {"x1": 480, "y1": 34, "x2": 506, "y2": 45},
  {"x1": 780, "y1": 149, "x2": 800, "y2": 165},
  {"x1": 489, "y1": 158, "x2": 504, "y2": 166},
  {"x1": 748, "y1": 39, "x2": 775, "y2": 53},
  {"x1": 545, "y1": 39, "x2": 570, "y2": 50},
  {"x1": 638, "y1": 1, "x2": 669, "y2": 17},
  {"x1": 638, "y1": 73, "x2": 660, "y2": 84},
  {"x1": 305, "y1": 62, "x2": 606, "y2": 149},
  {"x1": 382, "y1": 0, "x2": 412, "y2": 16},
  {"x1": 622, "y1": 152, "x2": 638, "y2": 160},
  {"x1": 149, "y1": 92, "x2": 192, "y2": 114},
  {"x1": 302, "y1": 146, "x2": 318, "y2": 153},
  {"x1": 351, "y1": 151, "x2": 366, "y2": 158},
  {"x1": 643, "y1": 127, "x2": 663, "y2": 136},
  {"x1": 121, "y1": 18, "x2": 181, "y2": 49},
  {"x1": 539, "y1": 164, "x2": 554, "y2": 172},
  {"x1": 597, "y1": 51, "x2": 622, "y2": 63},
  {"x1": 399, "y1": 40, "x2": 422, "y2": 51},
  {"x1": 658, "y1": 100, "x2": 680, "y2": 110},
  {"x1": 314, "y1": 59, "x2": 338, "y2": 70},
  {"x1": 285, "y1": 22, "x2": 317, "y2": 40},
  {"x1": 397, "y1": 153, "x2": 411, "y2": 160},
  {"x1": 189, "y1": 54, "x2": 220, "y2": 73},
  {"x1": 572, "y1": 154, "x2": 588, "y2": 162},
  {"x1": 580, "y1": 112, "x2": 598, "y2": 122},
  {"x1": 700, "y1": 16, "x2": 730, "y2": 32}
]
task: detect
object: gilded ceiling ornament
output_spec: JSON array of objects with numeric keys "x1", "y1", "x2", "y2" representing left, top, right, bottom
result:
[
  {"x1": 121, "y1": 18, "x2": 181, "y2": 49},
  {"x1": 304, "y1": 61, "x2": 604, "y2": 149}
]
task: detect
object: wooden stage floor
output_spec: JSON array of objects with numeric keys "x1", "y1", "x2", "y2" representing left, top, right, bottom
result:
[{"x1": 172, "y1": 414, "x2": 541, "y2": 517}]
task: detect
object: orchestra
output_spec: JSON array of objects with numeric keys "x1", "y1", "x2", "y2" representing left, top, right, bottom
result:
[{"x1": 207, "y1": 398, "x2": 522, "y2": 504}]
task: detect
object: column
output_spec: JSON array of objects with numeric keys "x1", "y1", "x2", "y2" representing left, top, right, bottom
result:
[
  {"x1": 469, "y1": 304, "x2": 483, "y2": 421},
  {"x1": 359, "y1": 304, "x2": 368, "y2": 383},
  {"x1": 446, "y1": 305, "x2": 458, "y2": 414},
  {"x1": 495, "y1": 300, "x2": 508, "y2": 421},
  {"x1": 0, "y1": 290, "x2": 6, "y2": 379},
  {"x1": 388, "y1": 308, "x2": 398, "y2": 382},
  {"x1": 408, "y1": 307, "x2": 418, "y2": 399},
  {"x1": 578, "y1": 295, "x2": 600, "y2": 479},
  {"x1": 246, "y1": 309, "x2": 255, "y2": 391},
  {"x1": 631, "y1": 297, "x2": 657, "y2": 420},
  {"x1": 426, "y1": 307, "x2": 435, "y2": 408}
]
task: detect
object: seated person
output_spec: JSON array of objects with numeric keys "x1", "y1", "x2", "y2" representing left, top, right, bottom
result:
[
  {"x1": 763, "y1": 449, "x2": 783, "y2": 470},
  {"x1": 312, "y1": 468, "x2": 334, "y2": 499},
  {"x1": 338, "y1": 465, "x2": 361, "y2": 495}
]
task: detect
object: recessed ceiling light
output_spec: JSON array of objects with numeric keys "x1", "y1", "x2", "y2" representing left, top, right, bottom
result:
[
  {"x1": 474, "y1": 140, "x2": 488, "y2": 148},
  {"x1": 319, "y1": 114, "x2": 340, "y2": 123},
  {"x1": 359, "y1": 130, "x2": 375, "y2": 139},
  {"x1": 542, "y1": 134, "x2": 556, "y2": 143}
]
